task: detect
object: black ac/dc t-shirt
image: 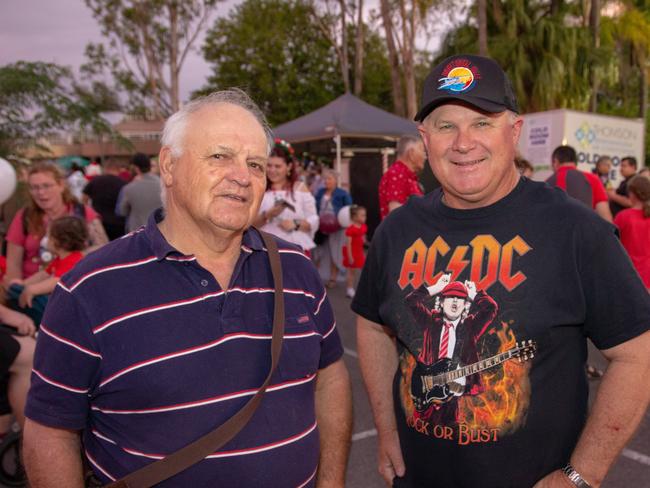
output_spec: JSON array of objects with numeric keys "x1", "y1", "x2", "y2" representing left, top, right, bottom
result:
[{"x1": 352, "y1": 178, "x2": 650, "y2": 488}]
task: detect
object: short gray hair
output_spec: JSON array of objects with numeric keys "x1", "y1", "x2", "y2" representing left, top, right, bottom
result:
[
  {"x1": 161, "y1": 88, "x2": 274, "y2": 158},
  {"x1": 396, "y1": 135, "x2": 422, "y2": 157}
]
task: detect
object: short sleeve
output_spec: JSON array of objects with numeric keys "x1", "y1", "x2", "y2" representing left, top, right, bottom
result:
[
  {"x1": 25, "y1": 286, "x2": 102, "y2": 430},
  {"x1": 5, "y1": 209, "x2": 26, "y2": 246},
  {"x1": 578, "y1": 220, "x2": 650, "y2": 349},
  {"x1": 591, "y1": 177, "x2": 608, "y2": 205}
]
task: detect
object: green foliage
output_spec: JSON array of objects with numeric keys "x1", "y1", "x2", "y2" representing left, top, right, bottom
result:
[
  {"x1": 0, "y1": 62, "x2": 118, "y2": 157},
  {"x1": 438, "y1": 0, "x2": 596, "y2": 113},
  {"x1": 82, "y1": 0, "x2": 220, "y2": 117},
  {"x1": 199, "y1": 0, "x2": 343, "y2": 125}
]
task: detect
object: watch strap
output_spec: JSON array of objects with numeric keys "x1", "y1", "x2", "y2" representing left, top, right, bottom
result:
[{"x1": 561, "y1": 463, "x2": 593, "y2": 488}]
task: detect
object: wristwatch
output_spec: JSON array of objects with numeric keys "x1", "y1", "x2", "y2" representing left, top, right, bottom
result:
[
  {"x1": 293, "y1": 219, "x2": 301, "y2": 231},
  {"x1": 561, "y1": 463, "x2": 592, "y2": 488}
]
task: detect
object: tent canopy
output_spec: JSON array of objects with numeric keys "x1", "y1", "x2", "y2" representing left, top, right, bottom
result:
[{"x1": 273, "y1": 93, "x2": 418, "y2": 142}]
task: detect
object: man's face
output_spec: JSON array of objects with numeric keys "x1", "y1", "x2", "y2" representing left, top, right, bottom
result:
[
  {"x1": 442, "y1": 296, "x2": 465, "y2": 321},
  {"x1": 620, "y1": 159, "x2": 637, "y2": 178},
  {"x1": 419, "y1": 102, "x2": 523, "y2": 209},
  {"x1": 409, "y1": 141, "x2": 427, "y2": 174},
  {"x1": 161, "y1": 103, "x2": 268, "y2": 234}
]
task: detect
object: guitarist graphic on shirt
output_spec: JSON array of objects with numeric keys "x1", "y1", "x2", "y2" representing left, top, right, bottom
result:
[{"x1": 406, "y1": 273, "x2": 498, "y2": 425}]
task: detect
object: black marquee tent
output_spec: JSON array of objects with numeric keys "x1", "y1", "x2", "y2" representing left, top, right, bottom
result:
[{"x1": 273, "y1": 92, "x2": 418, "y2": 142}]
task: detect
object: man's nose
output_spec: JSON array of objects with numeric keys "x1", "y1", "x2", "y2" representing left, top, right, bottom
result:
[
  {"x1": 228, "y1": 158, "x2": 252, "y2": 186},
  {"x1": 452, "y1": 127, "x2": 475, "y2": 153}
]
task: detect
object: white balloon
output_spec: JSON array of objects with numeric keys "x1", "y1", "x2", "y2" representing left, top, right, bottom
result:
[
  {"x1": 0, "y1": 158, "x2": 17, "y2": 206},
  {"x1": 337, "y1": 205, "x2": 352, "y2": 228}
]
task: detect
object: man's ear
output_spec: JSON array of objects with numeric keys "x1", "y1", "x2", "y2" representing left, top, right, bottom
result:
[{"x1": 158, "y1": 146, "x2": 175, "y2": 187}]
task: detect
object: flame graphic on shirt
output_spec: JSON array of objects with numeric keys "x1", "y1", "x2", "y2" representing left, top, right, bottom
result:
[{"x1": 457, "y1": 323, "x2": 531, "y2": 435}]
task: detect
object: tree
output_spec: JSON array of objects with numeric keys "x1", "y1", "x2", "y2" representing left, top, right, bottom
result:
[
  {"x1": 478, "y1": 0, "x2": 488, "y2": 56},
  {"x1": 378, "y1": 0, "x2": 460, "y2": 118},
  {"x1": 0, "y1": 62, "x2": 118, "y2": 157},
  {"x1": 82, "y1": 0, "x2": 220, "y2": 118},
  {"x1": 437, "y1": 0, "x2": 596, "y2": 113},
  {"x1": 200, "y1": 0, "x2": 343, "y2": 125}
]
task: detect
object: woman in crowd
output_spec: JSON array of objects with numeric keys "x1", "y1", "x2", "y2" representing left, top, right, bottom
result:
[
  {"x1": 254, "y1": 140, "x2": 319, "y2": 254},
  {"x1": 614, "y1": 175, "x2": 650, "y2": 291},
  {"x1": 3, "y1": 162, "x2": 108, "y2": 283},
  {"x1": 315, "y1": 169, "x2": 352, "y2": 288}
]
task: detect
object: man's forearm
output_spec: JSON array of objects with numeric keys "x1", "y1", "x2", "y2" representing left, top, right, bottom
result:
[
  {"x1": 315, "y1": 359, "x2": 352, "y2": 487},
  {"x1": 570, "y1": 332, "x2": 650, "y2": 487},
  {"x1": 357, "y1": 317, "x2": 399, "y2": 437},
  {"x1": 23, "y1": 419, "x2": 85, "y2": 488}
]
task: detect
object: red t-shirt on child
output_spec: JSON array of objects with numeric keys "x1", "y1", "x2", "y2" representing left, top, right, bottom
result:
[
  {"x1": 45, "y1": 251, "x2": 84, "y2": 278},
  {"x1": 342, "y1": 224, "x2": 367, "y2": 269}
]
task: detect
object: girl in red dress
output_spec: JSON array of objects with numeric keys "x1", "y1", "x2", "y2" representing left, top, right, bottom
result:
[{"x1": 343, "y1": 205, "x2": 367, "y2": 298}]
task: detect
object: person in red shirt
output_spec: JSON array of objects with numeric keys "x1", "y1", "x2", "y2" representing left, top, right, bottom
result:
[
  {"x1": 7, "y1": 216, "x2": 87, "y2": 325},
  {"x1": 614, "y1": 175, "x2": 650, "y2": 290},
  {"x1": 378, "y1": 135, "x2": 426, "y2": 219},
  {"x1": 342, "y1": 205, "x2": 367, "y2": 298},
  {"x1": 546, "y1": 145, "x2": 613, "y2": 222}
]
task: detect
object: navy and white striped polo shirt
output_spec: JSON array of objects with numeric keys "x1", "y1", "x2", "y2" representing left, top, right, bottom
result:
[{"x1": 26, "y1": 210, "x2": 343, "y2": 487}]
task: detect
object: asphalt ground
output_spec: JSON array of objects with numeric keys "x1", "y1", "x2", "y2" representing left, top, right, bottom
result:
[{"x1": 326, "y1": 282, "x2": 650, "y2": 488}]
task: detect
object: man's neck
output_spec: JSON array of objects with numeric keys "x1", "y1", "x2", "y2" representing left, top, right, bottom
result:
[{"x1": 158, "y1": 206, "x2": 244, "y2": 289}]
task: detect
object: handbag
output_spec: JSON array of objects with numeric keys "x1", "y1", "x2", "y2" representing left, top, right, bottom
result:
[
  {"x1": 318, "y1": 211, "x2": 341, "y2": 234},
  {"x1": 104, "y1": 229, "x2": 285, "y2": 488}
]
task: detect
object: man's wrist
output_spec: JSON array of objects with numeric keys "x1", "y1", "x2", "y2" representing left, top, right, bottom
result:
[{"x1": 561, "y1": 463, "x2": 593, "y2": 488}]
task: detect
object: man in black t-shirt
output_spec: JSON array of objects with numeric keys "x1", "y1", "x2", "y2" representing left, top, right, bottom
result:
[
  {"x1": 353, "y1": 54, "x2": 650, "y2": 488},
  {"x1": 82, "y1": 159, "x2": 126, "y2": 240},
  {"x1": 608, "y1": 156, "x2": 638, "y2": 217}
]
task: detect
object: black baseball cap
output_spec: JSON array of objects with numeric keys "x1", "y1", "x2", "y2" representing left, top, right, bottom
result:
[{"x1": 415, "y1": 54, "x2": 519, "y2": 122}]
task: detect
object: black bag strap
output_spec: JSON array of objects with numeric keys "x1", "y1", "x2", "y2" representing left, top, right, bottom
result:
[{"x1": 107, "y1": 229, "x2": 284, "y2": 488}]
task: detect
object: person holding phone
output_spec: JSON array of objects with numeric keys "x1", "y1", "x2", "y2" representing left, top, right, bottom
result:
[{"x1": 255, "y1": 139, "x2": 319, "y2": 255}]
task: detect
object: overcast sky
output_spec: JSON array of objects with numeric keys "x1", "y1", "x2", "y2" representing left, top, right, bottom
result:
[
  {"x1": 0, "y1": 0, "x2": 456, "y2": 106},
  {"x1": 0, "y1": 0, "x2": 220, "y2": 103}
]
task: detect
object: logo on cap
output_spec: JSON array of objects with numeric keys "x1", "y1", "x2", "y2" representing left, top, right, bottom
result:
[{"x1": 437, "y1": 59, "x2": 481, "y2": 93}]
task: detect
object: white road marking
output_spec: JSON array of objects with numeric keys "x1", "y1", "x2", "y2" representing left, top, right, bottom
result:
[
  {"x1": 352, "y1": 429, "x2": 377, "y2": 442},
  {"x1": 622, "y1": 448, "x2": 650, "y2": 466}
]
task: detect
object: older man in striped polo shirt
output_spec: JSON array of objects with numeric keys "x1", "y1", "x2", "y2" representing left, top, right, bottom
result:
[{"x1": 23, "y1": 89, "x2": 352, "y2": 488}]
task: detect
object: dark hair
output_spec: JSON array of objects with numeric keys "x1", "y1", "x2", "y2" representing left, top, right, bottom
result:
[
  {"x1": 552, "y1": 145, "x2": 577, "y2": 164},
  {"x1": 131, "y1": 153, "x2": 151, "y2": 173},
  {"x1": 628, "y1": 176, "x2": 650, "y2": 218},
  {"x1": 350, "y1": 204, "x2": 366, "y2": 219},
  {"x1": 622, "y1": 156, "x2": 638, "y2": 169},
  {"x1": 49, "y1": 216, "x2": 89, "y2": 252},
  {"x1": 267, "y1": 139, "x2": 298, "y2": 194}
]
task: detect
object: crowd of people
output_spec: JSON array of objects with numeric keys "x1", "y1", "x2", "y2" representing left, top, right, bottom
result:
[{"x1": 0, "y1": 54, "x2": 647, "y2": 488}]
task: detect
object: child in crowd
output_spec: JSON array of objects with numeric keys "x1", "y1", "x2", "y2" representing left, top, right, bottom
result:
[
  {"x1": 7, "y1": 216, "x2": 88, "y2": 325},
  {"x1": 614, "y1": 175, "x2": 650, "y2": 291},
  {"x1": 342, "y1": 205, "x2": 367, "y2": 298}
]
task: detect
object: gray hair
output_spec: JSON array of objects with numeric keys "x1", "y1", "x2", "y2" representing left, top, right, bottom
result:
[
  {"x1": 161, "y1": 88, "x2": 274, "y2": 158},
  {"x1": 396, "y1": 134, "x2": 422, "y2": 157}
]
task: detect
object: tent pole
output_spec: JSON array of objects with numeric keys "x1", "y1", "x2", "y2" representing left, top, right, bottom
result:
[{"x1": 334, "y1": 133, "x2": 342, "y2": 180}]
